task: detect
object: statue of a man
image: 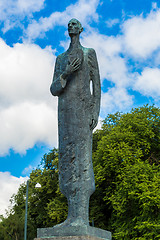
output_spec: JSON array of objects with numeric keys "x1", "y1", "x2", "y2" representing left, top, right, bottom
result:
[{"x1": 50, "y1": 18, "x2": 101, "y2": 227}]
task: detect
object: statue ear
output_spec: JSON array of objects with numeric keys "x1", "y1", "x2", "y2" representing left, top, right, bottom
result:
[{"x1": 80, "y1": 27, "x2": 83, "y2": 33}]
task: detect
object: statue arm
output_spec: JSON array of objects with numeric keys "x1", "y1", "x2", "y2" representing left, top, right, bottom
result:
[
  {"x1": 50, "y1": 56, "x2": 67, "y2": 96},
  {"x1": 89, "y1": 49, "x2": 101, "y2": 130},
  {"x1": 50, "y1": 56, "x2": 82, "y2": 96}
]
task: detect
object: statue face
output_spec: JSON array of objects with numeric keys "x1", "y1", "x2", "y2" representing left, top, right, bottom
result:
[{"x1": 68, "y1": 19, "x2": 81, "y2": 36}]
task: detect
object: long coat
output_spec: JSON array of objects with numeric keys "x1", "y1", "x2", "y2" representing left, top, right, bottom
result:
[{"x1": 50, "y1": 45, "x2": 101, "y2": 204}]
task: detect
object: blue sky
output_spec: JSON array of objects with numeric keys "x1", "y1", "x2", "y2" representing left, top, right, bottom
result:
[{"x1": 1, "y1": 0, "x2": 160, "y2": 215}]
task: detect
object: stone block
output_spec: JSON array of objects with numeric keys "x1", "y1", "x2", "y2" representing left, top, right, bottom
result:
[
  {"x1": 34, "y1": 235, "x2": 110, "y2": 240},
  {"x1": 35, "y1": 225, "x2": 111, "y2": 240}
]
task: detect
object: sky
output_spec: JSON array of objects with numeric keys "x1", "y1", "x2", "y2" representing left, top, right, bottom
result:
[{"x1": 1, "y1": 0, "x2": 160, "y2": 216}]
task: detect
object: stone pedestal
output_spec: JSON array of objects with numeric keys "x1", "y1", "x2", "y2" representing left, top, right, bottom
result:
[
  {"x1": 34, "y1": 225, "x2": 112, "y2": 240},
  {"x1": 35, "y1": 236, "x2": 109, "y2": 240}
]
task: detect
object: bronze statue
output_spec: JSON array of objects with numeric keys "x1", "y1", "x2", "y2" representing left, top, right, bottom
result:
[{"x1": 50, "y1": 18, "x2": 101, "y2": 227}]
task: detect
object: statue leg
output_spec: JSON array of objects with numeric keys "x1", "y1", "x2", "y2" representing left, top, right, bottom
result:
[
  {"x1": 55, "y1": 131, "x2": 95, "y2": 227},
  {"x1": 66, "y1": 191, "x2": 90, "y2": 226}
]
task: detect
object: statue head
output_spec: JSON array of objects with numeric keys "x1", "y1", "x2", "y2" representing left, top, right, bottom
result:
[{"x1": 68, "y1": 18, "x2": 83, "y2": 36}]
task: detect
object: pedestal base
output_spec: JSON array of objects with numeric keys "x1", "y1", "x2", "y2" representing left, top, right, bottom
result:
[
  {"x1": 35, "y1": 236, "x2": 110, "y2": 240},
  {"x1": 35, "y1": 225, "x2": 111, "y2": 240}
]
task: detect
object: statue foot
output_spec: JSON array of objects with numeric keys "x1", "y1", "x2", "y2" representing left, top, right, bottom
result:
[{"x1": 53, "y1": 216, "x2": 89, "y2": 228}]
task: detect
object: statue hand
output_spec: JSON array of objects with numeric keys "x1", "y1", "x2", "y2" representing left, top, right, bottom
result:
[
  {"x1": 90, "y1": 115, "x2": 98, "y2": 131},
  {"x1": 62, "y1": 58, "x2": 81, "y2": 79}
]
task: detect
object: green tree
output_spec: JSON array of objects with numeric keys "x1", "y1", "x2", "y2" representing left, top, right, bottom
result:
[
  {"x1": 0, "y1": 213, "x2": 24, "y2": 240},
  {"x1": 28, "y1": 148, "x2": 67, "y2": 228},
  {"x1": 91, "y1": 105, "x2": 160, "y2": 239},
  {"x1": 0, "y1": 148, "x2": 66, "y2": 240}
]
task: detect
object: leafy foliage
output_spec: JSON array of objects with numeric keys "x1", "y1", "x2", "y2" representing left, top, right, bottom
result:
[
  {"x1": 0, "y1": 148, "x2": 66, "y2": 240},
  {"x1": 91, "y1": 105, "x2": 160, "y2": 239}
]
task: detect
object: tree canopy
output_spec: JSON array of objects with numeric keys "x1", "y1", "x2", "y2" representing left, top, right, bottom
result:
[{"x1": 0, "y1": 105, "x2": 160, "y2": 240}]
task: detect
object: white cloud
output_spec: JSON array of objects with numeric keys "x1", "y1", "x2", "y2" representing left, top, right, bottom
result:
[
  {"x1": 0, "y1": 39, "x2": 58, "y2": 156},
  {"x1": 101, "y1": 87, "x2": 134, "y2": 115},
  {"x1": 81, "y1": 31, "x2": 131, "y2": 88},
  {"x1": 106, "y1": 18, "x2": 120, "y2": 28},
  {"x1": 17, "y1": 0, "x2": 45, "y2": 13},
  {"x1": 94, "y1": 116, "x2": 103, "y2": 131},
  {"x1": 0, "y1": 102, "x2": 57, "y2": 156},
  {"x1": 22, "y1": 165, "x2": 34, "y2": 175},
  {"x1": 0, "y1": 39, "x2": 55, "y2": 107},
  {"x1": 134, "y1": 67, "x2": 160, "y2": 99},
  {"x1": 0, "y1": 0, "x2": 45, "y2": 32},
  {"x1": 121, "y1": 7, "x2": 160, "y2": 58},
  {"x1": 25, "y1": 0, "x2": 100, "y2": 40},
  {"x1": 0, "y1": 171, "x2": 27, "y2": 216}
]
